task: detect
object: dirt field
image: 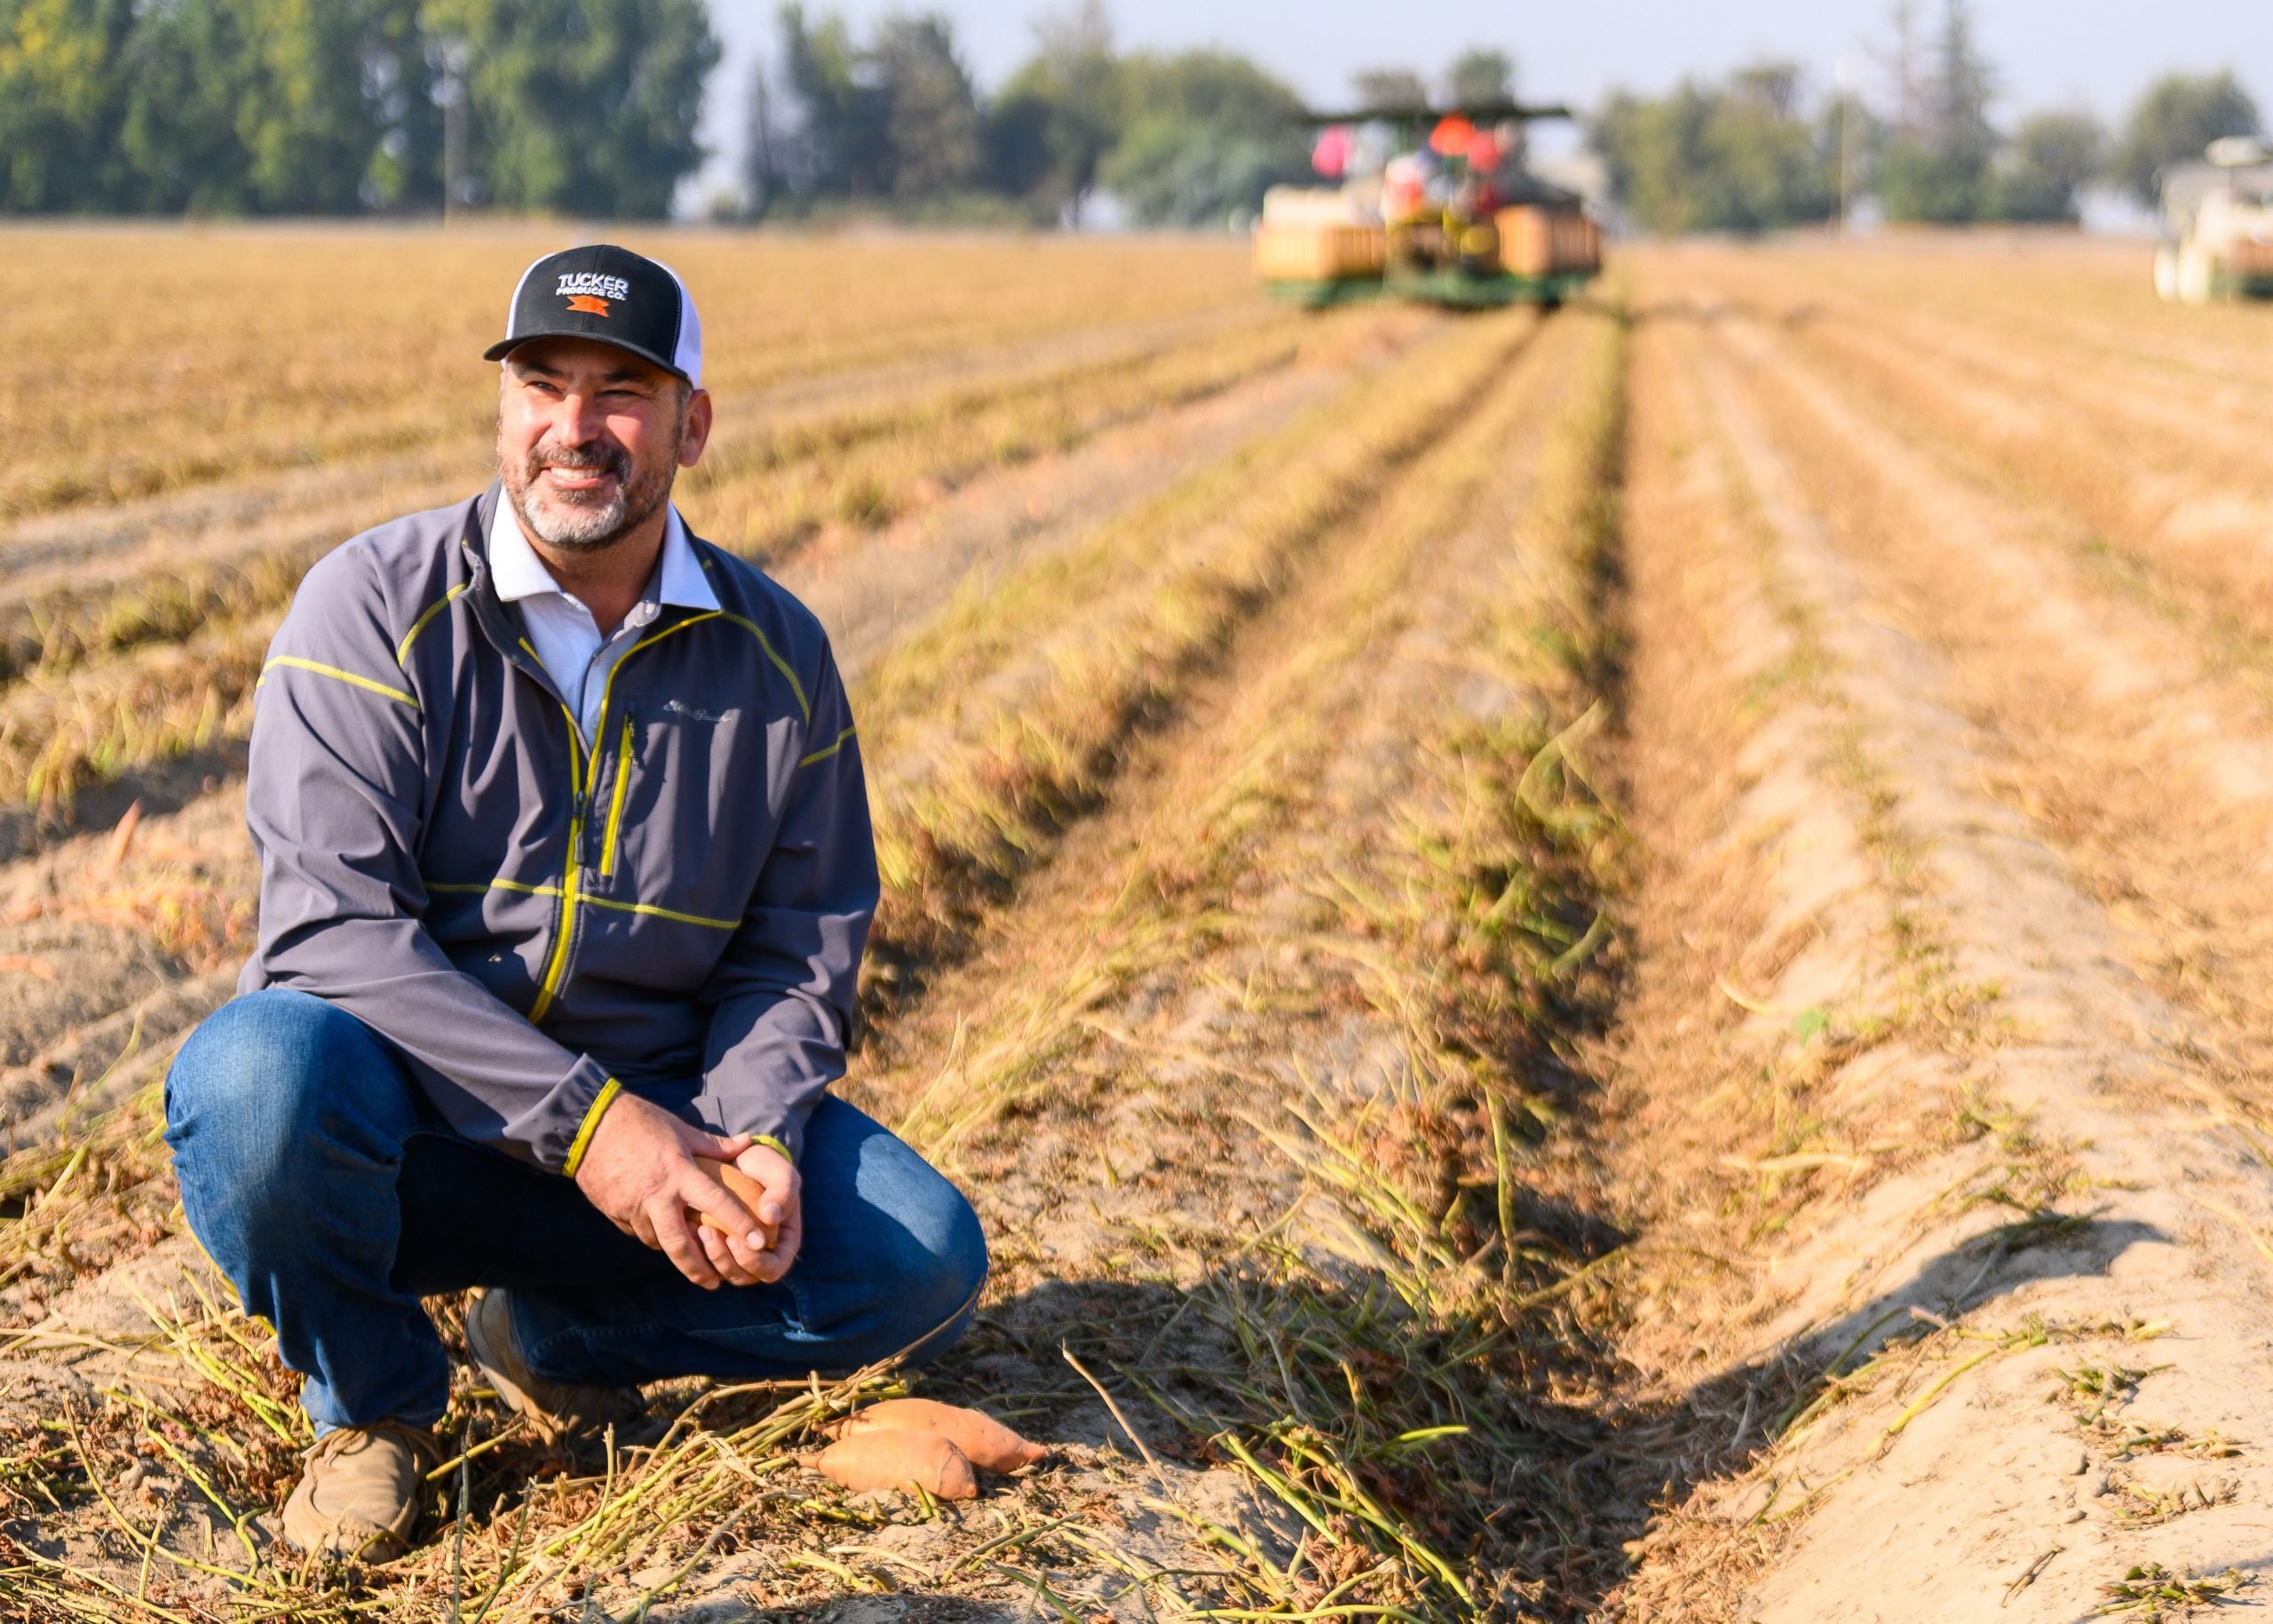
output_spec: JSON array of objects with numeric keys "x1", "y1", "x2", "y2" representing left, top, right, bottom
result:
[{"x1": 2, "y1": 227, "x2": 2270, "y2": 1622}]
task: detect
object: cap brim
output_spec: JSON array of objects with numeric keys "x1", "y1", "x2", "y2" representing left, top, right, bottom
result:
[{"x1": 483, "y1": 332, "x2": 692, "y2": 384}]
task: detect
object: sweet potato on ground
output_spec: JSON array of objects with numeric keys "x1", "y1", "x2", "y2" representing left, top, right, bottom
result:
[
  {"x1": 826, "y1": 1397, "x2": 1047, "y2": 1472},
  {"x1": 799, "y1": 1429, "x2": 978, "y2": 1499}
]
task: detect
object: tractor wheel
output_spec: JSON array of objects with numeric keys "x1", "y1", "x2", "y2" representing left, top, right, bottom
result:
[{"x1": 2176, "y1": 245, "x2": 2217, "y2": 305}]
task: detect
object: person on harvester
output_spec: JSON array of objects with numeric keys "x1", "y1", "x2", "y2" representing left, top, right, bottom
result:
[{"x1": 163, "y1": 244, "x2": 987, "y2": 1557}]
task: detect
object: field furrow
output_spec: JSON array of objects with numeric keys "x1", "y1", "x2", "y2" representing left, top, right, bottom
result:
[
  {"x1": 10, "y1": 228, "x2": 2273, "y2": 1624},
  {"x1": 0, "y1": 307, "x2": 1424, "y2": 1131},
  {"x1": 1701, "y1": 240, "x2": 2273, "y2": 396},
  {"x1": 0, "y1": 298, "x2": 1321, "y2": 695},
  {"x1": 1693, "y1": 274, "x2": 2273, "y2": 673},
  {"x1": 0, "y1": 300, "x2": 1631, "y2": 1620},
  {"x1": 1602, "y1": 265, "x2": 2273, "y2": 1622},
  {"x1": 4, "y1": 231, "x2": 1259, "y2": 522},
  {"x1": 1707, "y1": 304, "x2": 2273, "y2": 1071}
]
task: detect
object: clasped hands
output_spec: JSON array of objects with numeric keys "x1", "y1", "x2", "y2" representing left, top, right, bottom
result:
[{"x1": 571, "y1": 1090, "x2": 802, "y2": 1288}]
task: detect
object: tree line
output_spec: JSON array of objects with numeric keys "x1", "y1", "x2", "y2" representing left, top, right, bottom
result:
[
  {"x1": 1, "y1": 0, "x2": 2259, "y2": 229},
  {"x1": 747, "y1": 1, "x2": 1339, "y2": 226},
  {"x1": 0, "y1": 0, "x2": 716, "y2": 215},
  {"x1": 743, "y1": 7, "x2": 1533, "y2": 226},
  {"x1": 1594, "y1": 0, "x2": 2262, "y2": 234}
]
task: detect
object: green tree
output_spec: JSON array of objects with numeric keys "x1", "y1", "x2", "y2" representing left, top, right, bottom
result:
[
  {"x1": 2112, "y1": 70, "x2": 2261, "y2": 205},
  {"x1": 427, "y1": 0, "x2": 717, "y2": 218},
  {"x1": 776, "y1": 3, "x2": 885, "y2": 195},
  {"x1": 869, "y1": 14, "x2": 982, "y2": 198},
  {"x1": 111, "y1": 0, "x2": 261, "y2": 210},
  {"x1": 2, "y1": 0, "x2": 404, "y2": 212},
  {"x1": 990, "y1": 0, "x2": 1118, "y2": 222},
  {"x1": 1097, "y1": 49, "x2": 1307, "y2": 225},
  {"x1": 1445, "y1": 46, "x2": 1513, "y2": 107},
  {"x1": 1996, "y1": 107, "x2": 2106, "y2": 223},
  {"x1": 359, "y1": 0, "x2": 443, "y2": 210},
  {"x1": 1878, "y1": 0, "x2": 1997, "y2": 222},
  {"x1": 0, "y1": 0, "x2": 138, "y2": 210},
  {"x1": 231, "y1": 0, "x2": 394, "y2": 211},
  {"x1": 1594, "y1": 63, "x2": 1836, "y2": 234},
  {"x1": 1350, "y1": 66, "x2": 1429, "y2": 112},
  {"x1": 772, "y1": 8, "x2": 987, "y2": 204}
]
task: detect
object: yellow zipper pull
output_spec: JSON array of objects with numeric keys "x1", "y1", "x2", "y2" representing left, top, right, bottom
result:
[{"x1": 601, "y1": 709, "x2": 637, "y2": 877}]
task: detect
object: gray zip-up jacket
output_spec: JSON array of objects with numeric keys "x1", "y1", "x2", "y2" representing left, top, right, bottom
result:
[{"x1": 240, "y1": 483, "x2": 876, "y2": 1175}]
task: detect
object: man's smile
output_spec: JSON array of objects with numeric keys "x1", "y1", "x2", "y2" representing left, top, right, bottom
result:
[{"x1": 538, "y1": 462, "x2": 622, "y2": 496}]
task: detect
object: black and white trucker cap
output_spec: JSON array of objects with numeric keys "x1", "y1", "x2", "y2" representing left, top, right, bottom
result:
[{"x1": 483, "y1": 243, "x2": 705, "y2": 388}]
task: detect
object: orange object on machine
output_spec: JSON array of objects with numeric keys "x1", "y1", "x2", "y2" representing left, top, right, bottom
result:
[{"x1": 1428, "y1": 115, "x2": 1475, "y2": 157}]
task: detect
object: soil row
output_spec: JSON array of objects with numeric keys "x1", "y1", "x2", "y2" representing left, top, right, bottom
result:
[
  {"x1": 0, "y1": 305, "x2": 1632, "y2": 1620},
  {"x1": 1600, "y1": 255, "x2": 2273, "y2": 1621}
]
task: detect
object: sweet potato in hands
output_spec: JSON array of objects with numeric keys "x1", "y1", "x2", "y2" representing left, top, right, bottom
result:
[
  {"x1": 825, "y1": 1398, "x2": 1047, "y2": 1472},
  {"x1": 690, "y1": 1158, "x2": 773, "y2": 1247},
  {"x1": 800, "y1": 1430, "x2": 978, "y2": 1499}
]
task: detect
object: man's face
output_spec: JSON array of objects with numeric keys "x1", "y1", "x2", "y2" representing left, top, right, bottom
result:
[{"x1": 496, "y1": 338, "x2": 709, "y2": 552}]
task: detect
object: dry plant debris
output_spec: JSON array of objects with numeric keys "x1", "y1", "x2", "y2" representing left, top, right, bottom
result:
[{"x1": 8, "y1": 231, "x2": 2273, "y2": 1624}]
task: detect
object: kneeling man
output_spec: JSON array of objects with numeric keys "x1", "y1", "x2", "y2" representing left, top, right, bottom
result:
[{"x1": 165, "y1": 245, "x2": 986, "y2": 1557}]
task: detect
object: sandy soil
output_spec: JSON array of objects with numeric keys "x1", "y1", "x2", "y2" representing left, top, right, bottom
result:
[
  {"x1": 1600, "y1": 257, "x2": 2273, "y2": 1620},
  {"x1": 0, "y1": 312, "x2": 1421, "y2": 1150},
  {"x1": 0, "y1": 296, "x2": 1612, "y2": 1620},
  {"x1": 5, "y1": 240, "x2": 2272, "y2": 1623}
]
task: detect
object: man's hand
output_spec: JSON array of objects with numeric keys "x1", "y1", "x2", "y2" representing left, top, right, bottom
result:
[
  {"x1": 696, "y1": 1141, "x2": 802, "y2": 1285},
  {"x1": 573, "y1": 1092, "x2": 764, "y2": 1289}
]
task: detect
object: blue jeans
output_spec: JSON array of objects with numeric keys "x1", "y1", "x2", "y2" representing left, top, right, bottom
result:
[{"x1": 163, "y1": 988, "x2": 987, "y2": 1433}]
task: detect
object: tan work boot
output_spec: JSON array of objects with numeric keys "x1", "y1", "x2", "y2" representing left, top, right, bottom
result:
[
  {"x1": 280, "y1": 1420, "x2": 439, "y2": 1559},
  {"x1": 464, "y1": 1287, "x2": 646, "y2": 1448}
]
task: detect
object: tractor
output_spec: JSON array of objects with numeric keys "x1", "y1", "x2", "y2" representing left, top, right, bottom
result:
[
  {"x1": 2156, "y1": 136, "x2": 2273, "y2": 304},
  {"x1": 1253, "y1": 99, "x2": 1601, "y2": 309}
]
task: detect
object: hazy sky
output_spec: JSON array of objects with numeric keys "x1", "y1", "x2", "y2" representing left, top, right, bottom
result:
[{"x1": 689, "y1": 0, "x2": 2273, "y2": 202}]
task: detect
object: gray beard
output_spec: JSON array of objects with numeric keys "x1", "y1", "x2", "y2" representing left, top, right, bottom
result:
[{"x1": 501, "y1": 426, "x2": 680, "y2": 554}]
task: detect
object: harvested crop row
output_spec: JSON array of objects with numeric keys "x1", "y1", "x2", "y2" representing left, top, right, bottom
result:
[
  {"x1": 1594, "y1": 298, "x2": 1971, "y2": 1620},
  {"x1": 1602, "y1": 264, "x2": 2273, "y2": 1623},
  {"x1": 853, "y1": 300, "x2": 1630, "y2": 1620},
  {"x1": 1748, "y1": 270, "x2": 2269, "y2": 471},
  {"x1": 1675, "y1": 266, "x2": 2273, "y2": 669},
  {"x1": 1699, "y1": 291, "x2": 2273, "y2": 1107},
  {"x1": 0, "y1": 301, "x2": 1312, "y2": 688},
  {"x1": 4, "y1": 229, "x2": 1256, "y2": 520},
  {"x1": 1711, "y1": 239, "x2": 2273, "y2": 397},
  {"x1": 855, "y1": 306, "x2": 1543, "y2": 968},
  {"x1": 0, "y1": 311, "x2": 1382, "y2": 1123},
  {"x1": 0, "y1": 303, "x2": 1628, "y2": 1623},
  {"x1": 0, "y1": 308, "x2": 1334, "y2": 813}
]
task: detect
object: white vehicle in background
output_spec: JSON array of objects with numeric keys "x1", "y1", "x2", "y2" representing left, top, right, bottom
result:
[{"x1": 2156, "y1": 136, "x2": 2273, "y2": 304}]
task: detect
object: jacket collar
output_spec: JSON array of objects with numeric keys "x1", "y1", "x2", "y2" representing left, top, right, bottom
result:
[
  {"x1": 458, "y1": 482, "x2": 724, "y2": 711},
  {"x1": 486, "y1": 493, "x2": 719, "y2": 614}
]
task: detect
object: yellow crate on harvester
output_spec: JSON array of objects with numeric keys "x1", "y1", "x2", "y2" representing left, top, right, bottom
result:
[
  {"x1": 1252, "y1": 222, "x2": 1389, "y2": 283},
  {"x1": 1496, "y1": 206, "x2": 1601, "y2": 278}
]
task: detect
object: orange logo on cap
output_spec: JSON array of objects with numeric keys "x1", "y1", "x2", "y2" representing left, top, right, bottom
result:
[{"x1": 565, "y1": 295, "x2": 611, "y2": 316}]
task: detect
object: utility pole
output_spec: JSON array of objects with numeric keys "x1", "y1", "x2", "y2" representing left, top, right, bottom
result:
[{"x1": 1836, "y1": 58, "x2": 1856, "y2": 237}]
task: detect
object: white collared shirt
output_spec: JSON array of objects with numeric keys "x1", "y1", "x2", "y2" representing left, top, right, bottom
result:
[{"x1": 487, "y1": 499, "x2": 720, "y2": 743}]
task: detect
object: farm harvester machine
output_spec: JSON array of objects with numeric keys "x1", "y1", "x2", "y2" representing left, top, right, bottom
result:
[
  {"x1": 2156, "y1": 136, "x2": 2273, "y2": 304},
  {"x1": 1254, "y1": 99, "x2": 1601, "y2": 309}
]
